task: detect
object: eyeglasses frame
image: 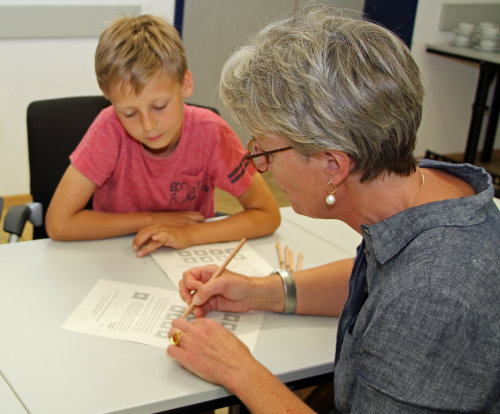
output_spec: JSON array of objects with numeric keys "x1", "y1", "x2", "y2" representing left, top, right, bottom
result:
[{"x1": 245, "y1": 138, "x2": 293, "y2": 173}]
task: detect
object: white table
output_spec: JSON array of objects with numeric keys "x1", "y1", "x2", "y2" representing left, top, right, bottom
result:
[
  {"x1": 282, "y1": 200, "x2": 500, "y2": 240},
  {"x1": 0, "y1": 373, "x2": 27, "y2": 414},
  {"x1": 280, "y1": 207, "x2": 362, "y2": 257},
  {"x1": 426, "y1": 43, "x2": 500, "y2": 165},
  {"x1": 0, "y1": 210, "x2": 358, "y2": 414}
]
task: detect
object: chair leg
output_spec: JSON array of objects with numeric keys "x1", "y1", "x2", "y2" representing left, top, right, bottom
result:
[{"x1": 228, "y1": 404, "x2": 250, "y2": 414}]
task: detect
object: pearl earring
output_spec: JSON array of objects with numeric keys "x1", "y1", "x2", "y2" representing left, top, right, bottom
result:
[{"x1": 325, "y1": 181, "x2": 336, "y2": 205}]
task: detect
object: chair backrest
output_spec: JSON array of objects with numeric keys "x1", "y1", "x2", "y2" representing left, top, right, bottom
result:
[
  {"x1": 27, "y1": 96, "x2": 111, "y2": 239},
  {"x1": 27, "y1": 96, "x2": 219, "y2": 239}
]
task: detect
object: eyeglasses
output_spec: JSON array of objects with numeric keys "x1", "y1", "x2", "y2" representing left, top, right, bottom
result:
[{"x1": 245, "y1": 138, "x2": 293, "y2": 173}]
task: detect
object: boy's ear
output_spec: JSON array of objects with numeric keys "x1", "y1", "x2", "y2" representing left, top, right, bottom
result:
[{"x1": 182, "y1": 70, "x2": 194, "y2": 98}]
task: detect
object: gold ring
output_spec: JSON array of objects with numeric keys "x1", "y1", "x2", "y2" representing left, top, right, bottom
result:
[{"x1": 170, "y1": 329, "x2": 183, "y2": 346}]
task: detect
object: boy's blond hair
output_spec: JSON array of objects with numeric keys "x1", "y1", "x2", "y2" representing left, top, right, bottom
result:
[{"x1": 95, "y1": 14, "x2": 187, "y2": 95}]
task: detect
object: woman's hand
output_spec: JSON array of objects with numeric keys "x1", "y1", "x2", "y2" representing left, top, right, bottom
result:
[
  {"x1": 167, "y1": 317, "x2": 255, "y2": 388},
  {"x1": 179, "y1": 265, "x2": 257, "y2": 317},
  {"x1": 167, "y1": 317, "x2": 316, "y2": 413}
]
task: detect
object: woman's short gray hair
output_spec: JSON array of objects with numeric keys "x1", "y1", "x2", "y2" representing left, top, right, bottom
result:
[{"x1": 219, "y1": 10, "x2": 424, "y2": 181}]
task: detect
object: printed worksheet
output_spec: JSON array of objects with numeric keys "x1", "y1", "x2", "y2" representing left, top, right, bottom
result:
[
  {"x1": 62, "y1": 279, "x2": 265, "y2": 351},
  {"x1": 151, "y1": 240, "x2": 275, "y2": 289}
]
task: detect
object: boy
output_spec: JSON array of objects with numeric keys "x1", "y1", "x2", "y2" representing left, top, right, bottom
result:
[{"x1": 46, "y1": 14, "x2": 280, "y2": 257}]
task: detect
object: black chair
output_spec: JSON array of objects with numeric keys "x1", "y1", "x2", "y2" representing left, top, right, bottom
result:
[
  {"x1": 23, "y1": 96, "x2": 219, "y2": 240},
  {"x1": 2, "y1": 96, "x2": 110, "y2": 242},
  {"x1": 2, "y1": 201, "x2": 43, "y2": 242},
  {"x1": 27, "y1": 96, "x2": 112, "y2": 239}
]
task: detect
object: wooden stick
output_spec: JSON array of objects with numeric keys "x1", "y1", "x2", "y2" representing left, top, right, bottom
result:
[
  {"x1": 288, "y1": 248, "x2": 294, "y2": 271},
  {"x1": 276, "y1": 241, "x2": 285, "y2": 269},
  {"x1": 296, "y1": 252, "x2": 303, "y2": 271},
  {"x1": 181, "y1": 238, "x2": 247, "y2": 319}
]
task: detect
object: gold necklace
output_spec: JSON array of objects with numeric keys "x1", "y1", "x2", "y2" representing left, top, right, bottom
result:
[{"x1": 409, "y1": 166, "x2": 425, "y2": 208}]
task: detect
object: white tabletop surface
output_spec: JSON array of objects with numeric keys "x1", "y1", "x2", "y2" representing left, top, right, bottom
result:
[
  {"x1": 280, "y1": 207, "x2": 362, "y2": 256},
  {"x1": 282, "y1": 200, "x2": 500, "y2": 241},
  {"x1": 0, "y1": 373, "x2": 27, "y2": 414},
  {"x1": 426, "y1": 42, "x2": 500, "y2": 64},
  {"x1": 4, "y1": 202, "x2": 497, "y2": 413},
  {"x1": 0, "y1": 211, "x2": 355, "y2": 414}
]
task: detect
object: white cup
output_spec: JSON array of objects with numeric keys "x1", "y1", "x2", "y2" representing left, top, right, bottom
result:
[
  {"x1": 479, "y1": 38, "x2": 498, "y2": 49},
  {"x1": 454, "y1": 34, "x2": 471, "y2": 46},
  {"x1": 480, "y1": 26, "x2": 499, "y2": 38},
  {"x1": 457, "y1": 22, "x2": 475, "y2": 35},
  {"x1": 479, "y1": 22, "x2": 499, "y2": 31}
]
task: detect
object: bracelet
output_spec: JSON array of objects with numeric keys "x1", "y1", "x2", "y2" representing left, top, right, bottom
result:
[{"x1": 272, "y1": 268, "x2": 296, "y2": 314}]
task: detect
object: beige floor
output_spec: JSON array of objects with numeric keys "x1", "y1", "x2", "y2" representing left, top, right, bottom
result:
[{"x1": 214, "y1": 171, "x2": 291, "y2": 214}]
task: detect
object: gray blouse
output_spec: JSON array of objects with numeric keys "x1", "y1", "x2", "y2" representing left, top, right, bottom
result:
[{"x1": 334, "y1": 160, "x2": 500, "y2": 413}]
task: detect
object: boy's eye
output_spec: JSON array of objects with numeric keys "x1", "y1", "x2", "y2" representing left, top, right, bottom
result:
[
  {"x1": 153, "y1": 105, "x2": 166, "y2": 111},
  {"x1": 124, "y1": 112, "x2": 136, "y2": 118}
]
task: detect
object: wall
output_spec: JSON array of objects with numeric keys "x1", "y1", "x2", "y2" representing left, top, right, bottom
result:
[
  {"x1": 411, "y1": 0, "x2": 500, "y2": 157},
  {"x1": 1, "y1": 0, "x2": 500, "y2": 197},
  {"x1": 182, "y1": 0, "x2": 365, "y2": 145},
  {"x1": 186, "y1": 0, "x2": 500, "y2": 160},
  {"x1": 0, "y1": 0, "x2": 174, "y2": 197}
]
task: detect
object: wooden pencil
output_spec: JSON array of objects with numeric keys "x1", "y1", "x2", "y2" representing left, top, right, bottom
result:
[
  {"x1": 276, "y1": 241, "x2": 285, "y2": 269},
  {"x1": 297, "y1": 252, "x2": 303, "y2": 271},
  {"x1": 181, "y1": 238, "x2": 247, "y2": 319}
]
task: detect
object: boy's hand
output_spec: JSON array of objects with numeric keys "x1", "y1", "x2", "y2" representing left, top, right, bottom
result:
[
  {"x1": 133, "y1": 224, "x2": 194, "y2": 256},
  {"x1": 133, "y1": 211, "x2": 204, "y2": 256}
]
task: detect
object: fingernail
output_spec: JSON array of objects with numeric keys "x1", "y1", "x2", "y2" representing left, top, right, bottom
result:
[{"x1": 192, "y1": 295, "x2": 201, "y2": 305}]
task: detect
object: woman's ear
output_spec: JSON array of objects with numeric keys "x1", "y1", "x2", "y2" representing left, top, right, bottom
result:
[
  {"x1": 182, "y1": 70, "x2": 194, "y2": 98},
  {"x1": 324, "y1": 151, "x2": 352, "y2": 185}
]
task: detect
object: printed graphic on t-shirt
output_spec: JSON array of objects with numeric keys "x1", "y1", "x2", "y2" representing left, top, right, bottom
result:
[
  {"x1": 169, "y1": 180, "x2": 210, "y2": 206},
  {"x1": 167, "y1": 155, "x2": 249, "y2": 207}
]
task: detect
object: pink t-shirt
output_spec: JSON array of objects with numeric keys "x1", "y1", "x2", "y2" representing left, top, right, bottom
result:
[{"x1": 70, "y1": 104, "x2": 255, "y2": 218}]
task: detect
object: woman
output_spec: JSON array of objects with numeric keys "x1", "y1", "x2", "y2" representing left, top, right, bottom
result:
[{"x1": 167, "y1": 11, "x2": 500, "y2": 413}]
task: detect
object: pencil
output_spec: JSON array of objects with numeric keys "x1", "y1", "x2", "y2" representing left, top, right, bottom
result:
[
  {"x1": 297, "y1": 252, "x2": 303, "y2": 271},
  {"x1": 287, "y1": 248, "x2": 294, "y2": 271},
  {"x1": 276, "y1": 241, "x2": 285, "y2": 269},
  {"x1": 181, "y1": 238, "x2": 247, "y2": 319},
  {"x1": 276, "y1": 242, "x2": 285, "y2": 269}
]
